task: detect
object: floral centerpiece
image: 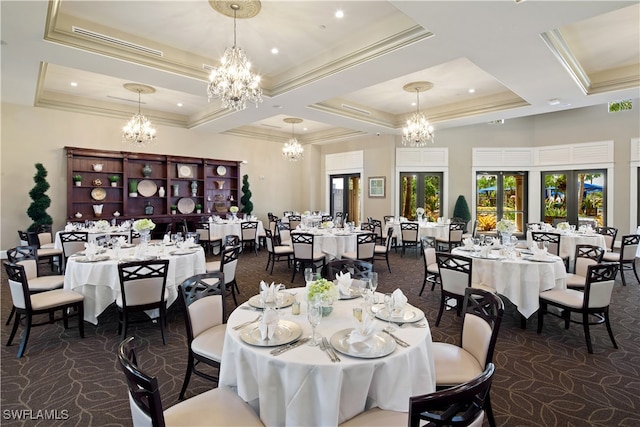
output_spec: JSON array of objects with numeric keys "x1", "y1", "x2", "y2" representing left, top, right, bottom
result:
[
  {"x1": 95, "y1": 219, "x2": 110, "y2": 231},
  {"x1": 556, "y1": 221, "x2": 570, "y2": 231},
  {"x1": 133, "y1": 218, "x2": 156, "y2": 232},
  {"x1": 230, "y1": 206, "x2": 239, "y2": 214},
  {"x1": 496, "y1": 218, "x2": 516, "y2": 234},
  {"x1": 416, "y1": 207, "x2": 425, "y2": 216},
  {"x1": 307, "y1": 278, "x2": 339, "y2": 316},
  {"x1": 303, "y1": 210, "x2": 311, "y2": 216},
  {"x1": 321, "y1": 220, "x2": 335, "y2": 229}
]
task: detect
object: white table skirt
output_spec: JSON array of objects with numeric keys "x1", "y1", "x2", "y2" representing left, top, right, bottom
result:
[
  {"x1": 209, "y1": 220, "x2": 265, "y2": 243},
  {"x1": 526, "y1": 230, "x2": 606, "y2": 264},
  {"x1": 385, "y1": 222, "x2": 448, "y2": 244},
  {"x1": 219, "y1": 289, "x2": 435, "y2": 426},
  {"x1": 291, "y1": 229, "x2": 357, "y2": 260},
  {"x1": 63, "y1": 245, "x2": 205, "y2": 324},
  {"x1": 452, "y1": 248, "x2": 567, "y2": 318}
]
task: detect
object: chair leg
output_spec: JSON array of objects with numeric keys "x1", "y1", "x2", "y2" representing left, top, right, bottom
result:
[
  {"x1": 17, "y1": 314, "x2": 33, "y2": 358},
  {"x1": 619, "y1": 261, "x2": 627, "y2": 286},
  {"x1": 385, "y1": 254, "x2": 391, "y2": 273},
  {"x1": 159, "y1": 304, "x2": 167, "y2": 345},
  {"x1": 537, "y1": 302, "x2": 545, "y2": 333},
  {"x1": 291, "y1": 261, "x2": 298, "y2": 283},
  {"x1": 6, "y1": 312, "x2": 21, "y2": 346},
  {"x1": 5, "y1": 306, "x2": 15, "y2": 326},
  {"x1": 603, "y1": 309, "x2": 618, "y2": 349},
  {"x1": 419, "y1": 278, "x2": 427, "y2": 296},
  {"x1": 435, "y1": 293, "x2": 446, "y2": 327},
  {"x1": 228, "y1": 281, "x2": 239, "y2": 306},
  {"x1": 485, "y1": 392, "x2": 497, "y2": 427},
  {"x1": 179, "y1": 353, "x2": 195, "y2": 400},
  {"x1": 582, "y1": 311, "x2": 593, "y2": 354},
  {"x1": 78, "y1": 303, "x2": 84, "y2": 338},
  {"x1": 633, "y1": 260, "x2": 640, "y2": 283}
]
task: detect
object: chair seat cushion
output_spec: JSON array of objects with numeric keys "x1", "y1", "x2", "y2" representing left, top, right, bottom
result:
[
  {"x1": 339, "y1": 407, "x2": 407, "y2": 427},
  {"x1": 432, "y1": 342, "x2": 483, "y2": 386},
  {"x1": 37, "y1": 248, "x2": 63, "y2": 257},
  {"x1": 374, "y1": 245, "x2": 386, "y2": 253},
  {"x1": 602, "y1": 252, "x2": 621, "y2": 262},
  {"x1": 206, "y1": 260, "x2": 221, "y2": 273},
  {"x1": 191, "y1": 324, "x2": 227, "y2": 362},
  {"x1": 29, "y1": 275, "x2": 64, "y2": 291},
  {"x1": 471, "y1": 283, "x2": 496, "y2": 293},
  {"x1": 41, "y1": 243, "x2": 55, "y2": 249},
  {"x1": 163, "y1": 385, "x2": 262, "y2": 426},
  {"x1": 30, "y1": 289, "x2": 84, "y2": 310},
  {"x1": 342, "y1": 251, "x2": 357, "y2": 259},
  {"x1": 426, "y1": 263, "x2": 439, "y2": 274},
  {"x1": 539, "y1": 288, "x2": 584, "y2": 308},
  {"x1": 565, "y1": 273, "x2": 586, "y2": 287},
  {"x1": 116, "y1": 289, "x2": 169, "y2": 308},
  {"x1": 273, "y1": 246, "x2": 293, "y2": 255}
]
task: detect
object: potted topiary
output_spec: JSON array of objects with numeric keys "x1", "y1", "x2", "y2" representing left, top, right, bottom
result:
[
  {"x1": 171, "y1": 204, "x2": 177, "y2": 215},
  {"x1": 28, "y1": 163, "x2": 54, "y2": 232},
  {"x1": 72, "y1": 174, "x2": 82, "y2": 186},
  {"x1": 195, "y1": 203, "x2": 203, "y2": 214},
  {"x1": 240, "y1": 174, "x2": 253, "y2": 216},
  {"x1": 108, "y1": 175, "x2": 120, "y2": 187},
  {"x1": 452, "y1": 195, "x2": 472, "y2": 232},
  {"x1": 129, "y1": 180, "x2": 138, "y2": 197}
]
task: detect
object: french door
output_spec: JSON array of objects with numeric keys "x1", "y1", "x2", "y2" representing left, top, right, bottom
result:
[
  {"x1": 476, "y1": 172, "x2": 528, "y2": 233},
  {"x1": 541, "y1": 170, "x2": 606, "y2": 226},
  {"x1": 330, "y1": 174, "x2": 361, "y2": 225},
  {"x1": 399, "y1": 172, "x2": 442, "y2": 221}
]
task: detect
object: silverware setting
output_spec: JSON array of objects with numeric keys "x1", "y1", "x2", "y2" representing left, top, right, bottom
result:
[
  {"x1": 399, "y1": 321, "x2": 427, "y2": 328},
  {"x1": 232, "y1": 315, "x2": 262, "y2": 330},
  {"x1": 320, "y1": 337, "x2": 341, "y2": 362},
  {"x1": 382, "y1": 330, "x2": 410, "y2": 347},
  {"x1": 270, "y1": 337, "x2": 310, "y2": 355}
]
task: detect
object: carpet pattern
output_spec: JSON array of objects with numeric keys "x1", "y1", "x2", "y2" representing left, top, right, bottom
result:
[{"x1": 1, "y1": 246, "x2": 639, "y2": 426}]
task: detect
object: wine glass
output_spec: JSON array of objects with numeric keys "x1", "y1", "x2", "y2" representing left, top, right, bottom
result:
[
  {"x1": 368, "y1": 272, "x2": 379, "y2": 303},
  {"x1": 383, "y1": 294, "x2": 395, "y2": 332},
  {"x1": 304, "y1": 268, "x2": 314, "y2": 286},
  {"x1": 307, "y1": 299, "x2": 322, "y2": 346}
]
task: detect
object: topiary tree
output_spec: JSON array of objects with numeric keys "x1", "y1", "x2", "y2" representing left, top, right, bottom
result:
[
  {"x1": 452, "y1": 195, "x2": 471, "y2": 231},
  {"x1": 240, "y1": 174, "x2": 253, "y2": 215},
  {"x1": 27, "y1": 163, "x2": 53, "y2": 231}
]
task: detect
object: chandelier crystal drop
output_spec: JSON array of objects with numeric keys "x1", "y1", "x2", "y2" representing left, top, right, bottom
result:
[
  {"x1": 122, "y1": 85, "x2": 156, "y2": 147},
  {"x1": 282, "y1": 118, "x2": 304, "y2": 161},
  {"x1": 207, "y1": 4, "x2": 263, "y2": 111},
  {"x1": 401, "y1": 82, "x2": 435, "y2": 147}
]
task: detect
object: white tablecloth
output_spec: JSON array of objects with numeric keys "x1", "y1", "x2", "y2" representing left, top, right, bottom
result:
[
  {"x1": 209, "y1": 220, "x2": 265, "y2": 243},
  {"x1": 526, "y1": 230, "x2": 606, "y2": 264},
  {"x1": 63, "y1": 244, "x2": 205, "y2": 324},
  {"x1": 219, "y1": 289, "x2": 435, "y2": 426},
  {"x1": 385, "y1": 222, "x2": 448, "y2": 244},
  {"x1": 54, "y1": 228, "x2": 131, "y2": 250},
  {"x1": 291, "y1": 229, "x2": 357, "y2": 260},
  {"x1": 452, "y1": 248, "x2": 567, "y2": 318}
]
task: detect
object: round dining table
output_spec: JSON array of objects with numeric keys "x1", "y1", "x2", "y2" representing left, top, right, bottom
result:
[
  {"x1": 291, "y1": 228, "x2": 358, "y2": 260},
  {"x1": 219, "y1": 288, "x2": 436, "y2": 426},
  {"x1": 63, "y1": 243, "x2": 205, "y2": 324},
  {"x1": 385, "y1": 221, "x2": 449, "y2": 243},
  {"x1": 525, "y1": 229, "x2": 606, "y2": 265}
]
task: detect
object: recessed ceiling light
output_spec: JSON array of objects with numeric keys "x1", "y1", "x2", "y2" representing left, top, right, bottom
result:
[
  {"x1": 468, "y1": 88, "x2": 475, "y2": 94},
  {"x1": 303, "y1": 127, "x2": 308, "y2": 131},
  {"x1": 177, "y1": 103, "x2": 183, "y2": 107},
  {"x1": 70, "y1": 82, "x2": 78, "y2": 87},
  {"x1": 271, "y1": 47, "x2": 278, "y2": 54},
  {"x1": 273, "y1": 105, "x2": 283, "y2": 109},
  {"x1": 548, "y1": 98, "x2": 561, "y2": 106},
  {"x1": 335, "y1": 10, "x2": 344, "y2": 18}
]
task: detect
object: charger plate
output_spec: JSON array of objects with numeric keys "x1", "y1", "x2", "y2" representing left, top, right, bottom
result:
[
  {"x1": 137, "y1": 179, "x2": 157, "y2": 197},
  {"x1": 74, "y1": 255, "x2": 110, "y2": 263},
  {"x1": 91, "y1": 188, "x2": 107, "y2": 201},
  {"x1": 169, "y1": 249, "x2": 198, "y2": 256},
  {"x1": 240, "y1": 320, "x2": 301, "y2": 347},
  {"x1": 177, "y1": 197, "x2": 195, "y2": 214},
  {"x1": 330, "y1": 328, "x2": 396, "y2": 358},
  {"x1": 375, "y1": 306, "x2": 424, "y2": 323},
  {"x1": 248, "y1": 294, "x2": 295, "y2": 309}
]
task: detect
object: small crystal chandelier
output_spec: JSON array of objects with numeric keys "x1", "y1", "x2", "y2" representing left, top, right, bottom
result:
[
  {"x1": 121, "y1": 83, "x2": 156, "y2": 147},
  {"x1": 402, "y1": 81, "x2": 435, "y2": 147},
  {"x1": 282, "y1": 118, "x2": 304, "y2": 161},
  {"x1": 207, "y1": 2, "x2": 263, "y2": 111}
]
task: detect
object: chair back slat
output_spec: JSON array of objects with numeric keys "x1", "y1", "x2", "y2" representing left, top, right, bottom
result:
[
  {"x1": 118, "y1": 260, "x2": 169, "y2": 307},
  {"x1": 179, "y1": 272, "x2": 225, "y2": 340},
  {"x1": 437, "y1": 252, "x2": 472, "y2": 296}
]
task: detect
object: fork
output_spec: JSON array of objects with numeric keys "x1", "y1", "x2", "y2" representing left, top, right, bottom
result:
[
  {"x1": 401, "y1": 321, "x2": 427, "y2": 328},
  {"x1": 318, "y1": 337, "x2": 336, "y2": 362},
  {"x1": 232, "y1": 315, "x2": 261, "y2": 330},
  {"x1": 322, "y1": 337, "x2": 341, "y2": 362}
]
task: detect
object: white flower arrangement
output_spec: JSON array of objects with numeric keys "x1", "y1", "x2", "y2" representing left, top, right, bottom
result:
[
  {"x1": 307, "y1": 278, "x2": 339, "y2": 304},
  {"x1": 229, "y1": 206, "x2": 239, "y2": 214},
  {"x1": 321, "y1": 220, "x2": 335, "y2": 229},
  {"x1": 303, "y1": 210, "x2": 311, "y2": 216},
  {"x1": 556, "y1": 221, "x2": 570, "y2": 231},
  {"x1": 132, "y1": 218, "x2": 156, "y2": 232},
  {"x1": 496, "y1": 218, "x2": 516, "y2": 234},
  {"x1": 416, "y1": 207, "x2": 425, "y2": 216},
  {"x1": 95, "y1": 220, "x2": 110, "y2": 231}
]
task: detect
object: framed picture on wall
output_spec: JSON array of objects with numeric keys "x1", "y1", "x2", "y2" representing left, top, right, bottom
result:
[{"x1": 368, "y1": 176, "x2": 385, "y2": 198}]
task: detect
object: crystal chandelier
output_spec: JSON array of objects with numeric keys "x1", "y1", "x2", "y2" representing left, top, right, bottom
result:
[
  {"x1": 402, "y1": 82, "x2": 435, "y2": 147},
  {"x1": 122, "y1": 83, "x2": 156, "y2": 147},
  {"x1": 282, "y1": 118, "x2": 304, "y2": 161},
  {"x1": 207, "y1": 2, "x2": 263, "y2": 111}
]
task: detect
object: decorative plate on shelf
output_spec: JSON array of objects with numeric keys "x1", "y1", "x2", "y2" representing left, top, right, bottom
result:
[
  {"x1": 177, "y1": 164, "x2": 195, "y2": 178},
  {"x1": 216, "y1": 165, "x2": 227, "y2": 176},
  {"x1": 137, "y1": 179, "x2": 157, "y2": 197},
  {"x1": 90, "y1": 188, "x2": 107, "y2": 201},
  {"x1": 177, "y1": 197, "x2": 195, "y2": 214}
]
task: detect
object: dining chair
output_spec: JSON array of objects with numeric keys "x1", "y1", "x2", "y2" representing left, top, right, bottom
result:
[
  {"x1": 321, "y1": 215, "x2": 333, "y2": 223},
  {"x1": 400, "y1": 222, "x2": 420, "y2": 258},
  {"x1": 5, "y1": 245, "x2": 65, "y2": 325},
  {"x1": 224, "y1": 234, "x2": 241, "y2": 248},
  {"x1": 184, "y1": 231, "x2": 200, "y2": 244},
  {"x1": 117, "y1": 259, "x2": 170, "y2": 344},
  {"x1": 369, "y1": 218, "x2": 384, "y2": 244},
  {"x1": 538, "y1": 263, "x2": 619, "y2": 354},
  {"x1": 276, "y1": 220, "x2": 292, "y2": 246},
  {"x1": 59, "y1": 231, "x2": 88, "y2": 272},
  {"x1": 4, "y1": 261, "x2": 84, "y2": 358},
  {"x1": 435, "y1": 252, "x2": 473, "y2": 326},
  {"x1": 334, "y1": 211, "x2": 344, "y2": 227},
  {"x1": 462, "y1": 219, "x2": 479, "y2": 240},
  {"x1": 432, "y1": 288, "x2": 504, "y2": 427},
  {"x1": 435, "y1": 222, "x2": 465, "y2": 252},
  {"x1": 383, "y1": 215, "x2": 394, "y2": 224},
  {"x1": 342, "y1": 233, "x2": 376, "y2": 264},
  {"x1": 264, "y1": 229, "x2": 293, "y2": 274},
  {"x1": 117, "y1": 337, "x2": 263, "y2": 427},
  {"x1": 240, "y1": 221, "x2": 259, "y2": 255},
  {"x1": 601, "y1": 234, "x2": 640, "y2": 286},
  {"x1": 21, "y1": 229, "x2": 63, "y2": 273},
  {"x1": 195, "y1": 222, "x2": 222, "y2": 255},
  {"x1": 374, "y1": 227, "x2": 394, "y2": 273},
  {"x1": 205, "y1": 245, "x2": 242, "y2": 306},
  {"x1": 322, "y1": 259, "x2": 373, "y2": 281},
  {"x1": 566, "y1": 244, "x2": 605, "y2": 290},
  {"x1": 420, "y1": 238, "x2": 439, "y2": 296},
  {"x1": 530, "y1": 231, "x2": 562, "y2": 256},
  {"x1": 340, "y1": 363, "x2": 495, "y2": 427},
  {"x1": 594, "y1": 226, "x2": 617, "y2": 252},
  {"x1": 290, "y1": 232, "x2": 326, "y2": 283},
  {"x1": 359, "y1": 222, "x2": 374, "y2": 233},
  {"x1": 177, "y1": 272, "x2": 227, "y2": 399},
  {"x1": 287, "y1": 214, "x2": 301, "y2": 230}
]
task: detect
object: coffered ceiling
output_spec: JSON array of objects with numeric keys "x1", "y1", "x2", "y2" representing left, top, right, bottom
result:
[{"x1": 1, "y1": 1, "x2": 638, "y2": 146}]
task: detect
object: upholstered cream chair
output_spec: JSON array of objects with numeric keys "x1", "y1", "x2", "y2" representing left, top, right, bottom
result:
[{"x1": 566, "y1": 244, "x2": 604, "y2": 289}]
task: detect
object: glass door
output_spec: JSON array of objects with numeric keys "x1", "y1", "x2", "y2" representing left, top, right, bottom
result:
[
  {"x1": 542, "y1": 170, "x2": 606, "y2": 226},
  {"x1": 476, "y1": 172, "x2": 527, "y2": 234},
  {"x1": 330, "y1": 174, "x2": 361, "y2": 225},
  {"x1": 399, "y1": 173, "x2": 442, "y2": 221}
]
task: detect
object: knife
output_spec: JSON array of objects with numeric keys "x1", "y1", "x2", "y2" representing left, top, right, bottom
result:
[
  {"x1": 270, "y1": 337, "x2": 310, "y2": 355},
  {"x1": 382, "y1": 330, "x2": 410, "y2": 348},
  {"x1": 322, "y1": 337, "x2": 341, "y2": 362},
  {"x1": 318, "y1": 337, "x2": 335, "y2": 362}
]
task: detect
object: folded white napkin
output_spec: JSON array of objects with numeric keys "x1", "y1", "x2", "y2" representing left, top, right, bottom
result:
[
  {"x1": 259, "y1": 309, "x2": 279, "y2": 341},
  {"x1": 163, "y1": 234, "x2": 171, "y2": 245},
  {"x1": 480, "y1": 246, "x2": 492, "y2": 258},
  {"x1": 530, "y1": 245, "x2": 548, "y2": 261},
  {"x1": 391, "y1": 289, "x2": 408, "y2": 317},
  {"x1": 84, "y1": 242, "x2": 97, "y2": 260},
  {"x1": 65, "y1": 223, "x2": 75, "y2": 232},
  {"x1": 260, "y1": 280, "x2": 277, "y2": 304},
  {"x1": 335, "y1": 271, "x2": 353, "y2": 297},
  {"x1": 491, "y1": 237, "x2": 501, "y2": 247},
  {"x1": 115, "y1": 236, "x2": 127, "y2": 247},
  {"x1": 463, "y1": 237, "x2": 474, "y2": 250},
  {"x1": 185, "y1": 236, "x2": 195, "y2": 246},
  {"x1": 347, "y1": 312, "x2": 376, "y2": 350}
]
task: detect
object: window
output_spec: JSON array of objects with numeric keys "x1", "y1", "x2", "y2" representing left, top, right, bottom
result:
[
  {"x1": 476, "y1": 172, "x2": 528, "y2": 234},
  {"x1": 399, "y1": 173, "x2": 442, "y2": 221},
  {"x1": 542, "y1": 170, "x2": 606, "y2": 226}
]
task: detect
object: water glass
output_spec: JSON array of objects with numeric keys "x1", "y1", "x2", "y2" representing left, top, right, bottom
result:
[
  {"x1": 307, "y1": 300, "x2": 322, "y2": 346},
  {"x1": 304, "y1": 268, "x2": 314, "y2": 285},
  {"x1": 368, "y1": 272, "x2": 379, "y2": 303},
  {"x1": 383, "y1": 294, "x2": 395, "y2": 332}
]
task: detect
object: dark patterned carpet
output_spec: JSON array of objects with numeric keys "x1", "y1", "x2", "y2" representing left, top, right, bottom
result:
[{"x1": 1, "y1": 247, "x2": 639, "y2": 427}]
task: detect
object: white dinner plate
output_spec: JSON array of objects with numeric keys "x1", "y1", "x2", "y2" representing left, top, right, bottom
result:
[
  {"x1": 523, "y1": 255, "x2": 557, "y2": 263},
  {"x1": 248, "y1": 294, "x2": 296, "y2": 309},
  {"x1": 240, "y1": 320, "x2": 302, "y2": 347},
  {"x1": 169, "y1": 249, "x2": 198, "y2": 256},
  {"x1": 73, "y1": 255, "x2": 110, "y2": 263},
  {"x1": 375, "y1": 306, "x2": 424, "y2": 323},
  {"x1": 330, "y1": 328, "x2": 396, "y2": 358},
  {"x1": 338, "y1": 287, "x2": 362, "y2": 300}
]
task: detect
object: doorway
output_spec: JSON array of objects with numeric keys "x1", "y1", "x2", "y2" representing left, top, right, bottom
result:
[
  {"x1": 330, "y1": 174, "x2": 361, "y2": 225},
  {"x1": 399, "y1": 172, "x2": 443, "y2": 221},
  {"x1": 542, "y1": 170, "x2": 606, "y2": 226}
]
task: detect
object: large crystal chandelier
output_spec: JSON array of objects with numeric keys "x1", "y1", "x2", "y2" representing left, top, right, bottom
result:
[
  {"x1": 282, "y1": 118, "x2": 304, "y2": 161},
  {"x1": 207, "y1": 2, "x2": 263, "y2": 111},
  {"x1": 402, "y1": 82, "x2": 435, "y2": 147},
  {"x1": 122, "y1": 83, "x2": 156, "y2": 147}
]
